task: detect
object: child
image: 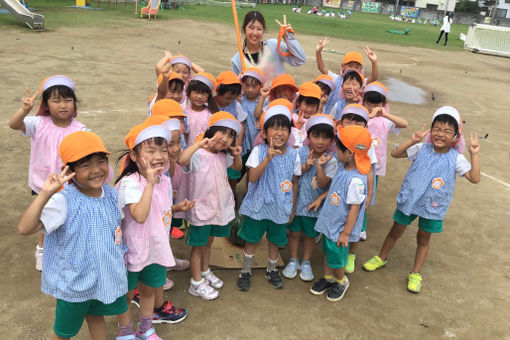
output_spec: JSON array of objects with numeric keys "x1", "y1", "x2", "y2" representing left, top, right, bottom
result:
[
  {"x1": 283, "y1": 114, "x2": 337, "y2": 282},
  {"x1": 329, "y1": 69, "x2": 365, "y2": 120},
  {"x1": 292, "y1": 81, "x2": 322, "y2": 147},
  {"x1": 363, "y1": 82, "x2": 408, "y2": 240},
  {"x1": 184, "y1": 72, "x2": 219, "y2": 146},
  {"x1": 168, "y1": 54, "x2": 205, "y2": 104},
  {"x1": 315, "y1": 38, "x2": 378, "y2": 114},
  {"x1": 148, "y1": 72, "x2": 185, "y2": 115},
  {"x1": 9, "y1": 75, "x2": 87, "y2": 271},
  {"x1": 18, "y1": 131, "x2": 129, "y2": 339},
  {"x1": 310, "y1": 125, "x2": 371, "y2": 302},
  {"x1": 363, "y1": 107, "x2": 480, "y2": 293},
  {"x1": 314, "y1": 74, "x2": 336, "y2": 110},
  {"x1": 178, "y1": 112, "x2": 243, "y2": 299},
  {"x1": 240, "y1": 67, "x2": 266, "y2": 159},
  {"x1": 237, "y1": 99, "x2": 301, "y2": 291},
  {"x1": 253, "y1": 73, "x2": 298, "y2": 123},
  {"x1": 151, "y1": 98, "x2": 188, "y2": 148},
  {"x1": 116, "y1": 122, "x2": 194, "y2": 339}
]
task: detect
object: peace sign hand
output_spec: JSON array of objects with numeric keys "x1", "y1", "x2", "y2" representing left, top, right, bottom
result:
[
  {"x1": 156, "y1": 50, "x2": 173, "y2": 76},
  {"x1": 267, "y1": 137, "x2": 282, "y2": 161},
  {"x1": 469, "y1": 133, "x2": 480, "y2": 155},
  {"x1": 230, "y1": 145, "x2": 242, "y2": 157},
  {"x1": 363, "y1": 46, "x2": 378, "y2": 63},
  {"x1": 317, "y1": 152, "x2": 332, "y2": 167},
  {"x1": 411, "y1": 124, "x2": 430, "y2": 143},
  {"x1": 21, "y1": 88, "x2": 39, "y2": 114},
  {"x1": 275, "y1": 15, "x2": 293, "y2": 36},
  {"x1": 304, "y1": 149, "x2": 316, "y2": 171},
  {"x1": 40, "y1": 166, "x2": 75, "y2": 196},
  {"x1": 316, "y1": 37, "x2": 330, "y2": 52},
  {"x1": 140, "y1": 157, "x2": 164, "y2": 184},
  {"x1": 296, "y1": 111, "x2": 305, "y2": 130}
]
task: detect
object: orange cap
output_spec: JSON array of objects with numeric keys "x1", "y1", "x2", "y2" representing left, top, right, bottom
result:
[
  {"x1": 216, "y1": 71, "x2": 241, "y2": 86},
  {"x1": 192, "y1": 72, "x2": 216, "y2": 93},
  {"x1": 124, "y1": 122, "x2": 171, "y2": 150},
  {"x1": 241, "y1": 67, "x2": 265, "y2": 84},
  {"x1": 151, "y1": 99, "x2": 186, "y2": 118},
  {"x1": 59, "y1": 131, "x2": 110, "y2": 165},
  {"x1": 144, "y1": 115, "x2": 169, "y2": 125},
  {"x1": 336, "y1": 125, "x2": 372, "y2": 174},
  {"x1": 208, "y1": 111, "x2": 242, "y2": 134},
  {"x1": 270, "y1": 74, "x2": 298, "y2": 93},
  {"x1": 298, "y1": 81, "x2": 322, "y2": 100},
  {"x1": 260, "y1": 98, "x2": 293, "y2": 127},
  {"x1": 343, "y1": 51, "x2": 363, "y2": 65},
  {"x1": 157, "y1": 71, "x2": 185, "y2": 86}
]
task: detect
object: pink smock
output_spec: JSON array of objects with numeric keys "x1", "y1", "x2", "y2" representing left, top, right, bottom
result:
[{"x1": 184, "y1": 103, "x2": 212, "y2": 146}]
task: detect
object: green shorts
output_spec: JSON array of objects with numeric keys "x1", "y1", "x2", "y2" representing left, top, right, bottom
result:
[
  {"x1": 322, "y1": 237, "x2": 349, "y2": 269},
  {"x1": 393, "y1": 209, "x2": 443, "y2": 233},
  {"x1": 227, "y1": 153, "x2": 250, "y2": 180},
  {"x1": 54, "y1": 295, "x2": 127, "y2": 338},
  {"x1": 238, "y1": 215, "x2": 288, "y2": 247},
  {"x1": 186, "y1": 223, "x2": 230, "y2": 247},
  {"x1": 127, "y1": 264, "x2": 167, "y2": 291},
  {"x1": 287, "y1": 215, "x2": 319, "y2": 238},
  {"x1": 171, "y1": 217, "x2": 183, "y2": 228}
]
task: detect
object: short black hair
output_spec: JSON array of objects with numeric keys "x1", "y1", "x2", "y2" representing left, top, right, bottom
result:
[
  {"x1": 263, "y1": 115, "x2": 291, "y2": 132},
  {"x1": 335, "y1": 136, "x2": 348, "y2": 151},
  {"x1": 67, "y1": 152, "x2": 107, "y2": 172},
  {"x1": 314, "y1": 81, "x2": 331, "y2": 96},
  {"x1": 297, "y1": 95, "x2": 320, "y2": 107},
  {"x1": 432, "y1": 114, "x2": 459, "y2": 135},
  {"x1": 241, "y1": 75, "x2": 262, "y2": 86},
  {"x1": 41, "y1": 85, "x2": 78, "y2": 114},
  {"x1": 363, "y1": 91, "x2": 386, "y2": 105},
  {"x1": 204, "y1": 126, "x2": 237, "y2": 153},
  {"x1": 186, "y1": 79, "x2": 219, "y2": 113},
  {"x1": 343, "y1": 71, "x2": 363, "y2": 87},
  {"x1": 308, "y1": 123, "x2": 334, "y2": 139},
  {"x1": 340, "y1": 113, "x2": 367, "y2": 125},
  {"x1": 168, "y1": 78, "x2": 184, "y2": 92},
  {"x1": 217, "y1": 83, "x2": 242, "y2": 97}
]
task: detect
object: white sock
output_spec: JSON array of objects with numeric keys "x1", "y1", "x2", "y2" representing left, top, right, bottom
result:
[
  {"x1": 191, "y1": 278, "x2": 205, "y2": 286},
  {"x1": 201, "y1": 268, "x2": 211, "y2": 277}
]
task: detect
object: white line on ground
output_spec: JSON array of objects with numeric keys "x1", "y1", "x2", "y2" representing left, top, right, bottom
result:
[{"x1": 481, "y1": 172, "x2": 510, "y2": 188}]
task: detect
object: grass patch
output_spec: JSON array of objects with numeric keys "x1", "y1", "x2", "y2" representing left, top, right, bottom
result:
[{"x1": 0, "y1": 0, "x2": 468, "y2": 49}]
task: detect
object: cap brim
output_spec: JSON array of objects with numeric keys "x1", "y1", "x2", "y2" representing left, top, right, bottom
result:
[{"x1": 354, "y1": 154, "x2": 371, "y2": 175}]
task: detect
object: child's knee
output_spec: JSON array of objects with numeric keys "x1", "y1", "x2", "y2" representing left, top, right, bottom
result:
[
  {"x1": 416, "y1": 230, "x2": 431, "y2": 246},
  {"x1": 388, "y1": 222, "x2": 406, "y2": 239}
]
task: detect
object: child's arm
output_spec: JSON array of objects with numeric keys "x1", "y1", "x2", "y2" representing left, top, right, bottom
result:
[
  {"x1": 337, "y1": 204, "x2": 361, "y2": 248},
  {"x1": 9, "y1": 88, "x2": 39, "y2": 132},
  {"x1": 18, "y1": 167, "x2": 75, "y2": 235},
  {"x1": 301, "y1": 150, "x2": 316, "y2": 174},
  {"x1": 191, "y1": 62, "x2": 204, "y2": 74},
  {"x1": 364, "y1": 46, "x2": 379, "y2": 84},
  {"x1": 365, "y1": 167, "x2": 374, "y2": 211},
  {"x1": 230, "y1": 145, "x2": 243, "y2": 171},
  {"x1": 155, "y1": 51, "x2": 172, "y2": 77},
  {"x1": 307, "y1": 190, "x2": 328, "y2": 212},
  {"x1": 254, "y1": 87, "x2": 270, "y2": 120},
  {"x1": 172, "y1": 199, "x2": 195, "y2": 213},
  {"x1": 391, "y1": 124, "x2": 429, "y2": 159},
  {"x1": 169, "y1": 159, "x2": 176, "y2": 178},
  {"x1": 177, "y1": 136, "x2": 212, "y2": 167},
  {"x1": 128, "y1": 158, "x2": 164, "y2": 224},
  {"x1": 316, "y1": 152, "x2": 333, "y2": 188},
  {"x1": 369, "y1": 107, "x2": 408, "y2": 129},
  {"x1": 318, "y1": 92, "x2": 328, "y2": 113},
  {"x1": 463, "y1": 133, "x2": 481, "y2": 184},
  {"x1": 249, "y1": 139, "x2": 282, "y2": 183},
  {"x1": 289, "y1": 175, "x2": 299, "y2": 224},
  {"x1": 237, "y1": 122, "x2": 245, "y2": 149},
  {"x1": 315, "y1": 38, "x2": 330, "y2": 75}
]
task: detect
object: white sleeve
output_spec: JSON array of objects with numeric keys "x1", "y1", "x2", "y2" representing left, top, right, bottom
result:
[
  {"x1": 406, "y1": 143, "x2": 423, "y2": 162},
  {"x1": 386, "y1": 119, "x2": 401, "y2": 135},
  {"x1": 21, "y1": 116, "x2": 41, "y2": 137},
  {"x1": 117, "y1": 177, "x2": 143, "y2": 210},
  {"x1": 345, "y1": 177, "x2": 366, "y2": 205},
  {"x1": 245, "y1": 146, "x2": 261, "y2": 168},
  {"x1": 235, "y1": 101, "x2": 247, "y2": 123},
  {"x1": 323, "y1": 157, "x2": 338, "y2": 178},
  {"x1": 226, "y1": 154, "x2": 234, "y2": 168},
  {"x1": 188, "y1": 152, "x2": 201, "y2": 172},
  {"x1": 327, "y1": 71, "x2": 339, "y2": 81},
  {"x1": 456, "y1": 154, "x2": 472, "y2": 177},
  {"x1": 40, "y1": 193, "x2": 67, "y2": 234},
  {"x1": 368, "y1": 142, "x2": 378, "y2": 165},
  {"x1": 328, "y1": 102, "x2": 338, "y2": 119},
  {"x1": 294, "y1": 153, "x2": 302, "y2": 176}
]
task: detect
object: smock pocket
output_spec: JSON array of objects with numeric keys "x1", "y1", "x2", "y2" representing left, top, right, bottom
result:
[{"x1": 192, "y1": 195, "x2": 218, "y2": 222}]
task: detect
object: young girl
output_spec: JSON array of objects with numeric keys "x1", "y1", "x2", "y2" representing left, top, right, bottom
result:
[
  {"x1": 237, "y1": 99, "x2": 301, "y2": 291},
  {"x1": 18, "y1": 131, "x2": 128, "y2": 340},
  {"x1": 116, "y1": 122, "x2": 194, "y2": 339},
  {"x1": 363, "y1": 107, "x2": 480, "y2": 293},
  {"x1": 283, "y1": 114, "x2": 337, "y2": 282},
  {"x1": 184, "y1": 72, "x2": 219, "y2": 146},
  {"x1": 329, "y1": 70, "x2": 365, "y2": 120},
  {"x1": 178, "y1": 112, "x2": 242, "y2": 300},
  {"x1": 9, "y1": 75, "x2": 87, "y2": 271}
]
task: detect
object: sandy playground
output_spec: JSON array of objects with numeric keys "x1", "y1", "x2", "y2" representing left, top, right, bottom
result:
[{"x1": 1, "y1": 17, "x2": 510, "y2": 339}]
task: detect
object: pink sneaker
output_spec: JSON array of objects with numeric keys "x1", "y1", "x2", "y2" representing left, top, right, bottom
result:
[
  {"x1": 135, "y1": 327, "x2": 162, "y2": 340},
  {"x1": 163, "y1": 277, "x2": 174, "y2": 291},
  {"x1": 167, "y1": 258, "x2": 190, "y2": 271}
]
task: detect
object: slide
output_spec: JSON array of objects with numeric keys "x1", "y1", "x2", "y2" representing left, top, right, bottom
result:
[{"x1": 0, "y1": 0, "x2": 44, "y2": 29}]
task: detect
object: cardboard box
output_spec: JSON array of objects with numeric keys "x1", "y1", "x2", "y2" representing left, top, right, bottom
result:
[{"x1": 209, "y1": 236, "x2": 284, "y2": 269}]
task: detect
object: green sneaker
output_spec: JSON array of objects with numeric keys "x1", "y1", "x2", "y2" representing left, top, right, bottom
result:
[
  {"x1": 345, "y1": 254, "x2": 355, "y2": 274},
  {"x1": 362, "y1": 255, "x2": 387, "y2": 272},
  {"x1": 407, "y1": 272, "x2": 422, "y2": 293}
]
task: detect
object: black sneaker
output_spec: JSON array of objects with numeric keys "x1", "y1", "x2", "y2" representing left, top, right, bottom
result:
[
  {"x1": 237, "y1": 272, "x2": 252, "y2": 291},
  {"x1": 265, "y1": 270, "x2": 283, "y2": 289},
  {"x1": 326, "y1": 277, "x2": 349, "y2": 302},
  {"x1": 310, "y1": 278, "x2": 334, "y2": 295}
]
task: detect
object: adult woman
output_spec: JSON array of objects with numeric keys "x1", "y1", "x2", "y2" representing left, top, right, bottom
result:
[
  {"x1": 231, "y1": 11, "x2": 306, "y2": 83},
  {"x1": 436, "y1": 12, "x2": 453, "y2": 46}
]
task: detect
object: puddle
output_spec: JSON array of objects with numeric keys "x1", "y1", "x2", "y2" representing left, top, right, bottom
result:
[{"x1": 384, "y1": 77, "x2": 426, "y2": 105}]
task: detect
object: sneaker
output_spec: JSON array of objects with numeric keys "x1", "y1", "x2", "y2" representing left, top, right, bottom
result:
[
  {"x1": 282, "y1": 258, "x2": 299, "y2": 279},
  {"x1": 163, "y1": 277, "x2": 174, "y2": 291},
  {"x1": 265, "y1": 270, "x2": 283, "y2": 289},
  {"x1": 131, "y1": 287, "x2": 140, "y2": 308},
  {"x1": 314, "y1": 234, "x2": 322, "y2": 244},
  {"x1": 345, "y1": 254, "x2": 355, "y2": 274},
  {"x1": 237, "y1": 272, "x2": 252, "y2": 291},
  {"x1": 359, "y1": 231, "x2": 367, "y2": 241},
  {"x1": 203, "y1": 270, "x2": 223, "y2": 289},
  {"x1": 310, "y1": 278, "x2": 334, "y2": 295},
  {"x1": 299, "y1": 260, "x2": 314, "y2": 281},
  {"x1": 362, "y1": 255, "x2": 387, "y2": 272},
  {"x1": 135, "y1": 327, "x2": 162, "y2": 340},
  {"x1": 35, "y1": 246, "x2": 43, "y2": 271},
  {"x1": 188, "y1": 280, "x2": 219, "y2": 300},
  {"x1": 153, "y1": 301, "x2": 188, "y2": 324},
  {"x1": 170, "y1": 227, "x2": 184, "y2": 239},
  {"x1": 407, "y1": 272, "x2": 423, "y2": 293},
  {"x1": 116, "y1": 335, "x2": 136, "y2": 340},
  {"x1": 168, "y1": 258, "x2": 190, "y2": 271},
  {"x1": 326, "y1": 277, "x2": 350, "y2": 302}
]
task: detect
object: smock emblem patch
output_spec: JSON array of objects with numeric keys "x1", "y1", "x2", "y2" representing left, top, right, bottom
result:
[
  {"x1": 431, "y1": 177, "x2": 444, "y2": 189},
  {"x1": 330, "y1": 192, "x2": 340, "y2": 206},
  {"x1": 281, "y1": 180, "x2": 292, "y2": 192}
]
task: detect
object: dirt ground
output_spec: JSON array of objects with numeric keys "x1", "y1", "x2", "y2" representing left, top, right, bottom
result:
[{"x1": 1, "y1": 18, "x2": 510, "y2": 339}]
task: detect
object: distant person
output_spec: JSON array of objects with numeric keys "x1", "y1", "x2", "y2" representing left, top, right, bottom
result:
[{"x1": 436, "y1": 12, "x2": 453, "y2": 46}]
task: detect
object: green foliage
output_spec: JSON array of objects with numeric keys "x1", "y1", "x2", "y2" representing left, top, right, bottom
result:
[{"x1": 455, "y1": 0, "x2": 480, "y2": 13}]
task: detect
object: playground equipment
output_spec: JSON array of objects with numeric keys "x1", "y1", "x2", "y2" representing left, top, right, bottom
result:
[
  {"x1": 140, "y1": 0, "x2": 160, "y2": 18},
  {"x1": 0, "y1": 0, "x2": 44, "y2": 29}
]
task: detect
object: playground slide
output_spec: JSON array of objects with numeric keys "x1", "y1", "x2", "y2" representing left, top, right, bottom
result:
[{"x1": 0, "y1": 0, "x2": 44, "y2": 29}]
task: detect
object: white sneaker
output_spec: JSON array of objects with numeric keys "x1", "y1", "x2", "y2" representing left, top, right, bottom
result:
[
  {"x1": 359, "y1": 231, "x2": 367, "y2": 241},
  {"x1": 188, "y1": 279, "x2": 219, "y2": 300},
  {"x1": 163, "y1": 277, "x2": 174, "y2": 291},
  {"x1": 35, "y1": 246, "x2": 43, "y2": 271},
  {"x1": 282, "y1": 258, "x2": 299, "y2": 279},
  {"x1": 203, "y1": 270, "x2": 223, "y2": 289},
  {"x1": 167, "y1": 258, "x2": 190, "y2": 271}
]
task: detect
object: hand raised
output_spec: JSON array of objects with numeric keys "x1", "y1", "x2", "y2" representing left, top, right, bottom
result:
[
  {"x1": 317, "y1": 152, "x2": 332, "y2": 167},
  {"x1": 140, "y1": 157, "x2": 164, "y2": 184},
  {"x1": 230, "y1": 145, "x2": 242, "y2": 157},
  {"x1": 41, "y1": 166, "x2": 75, "y2": 195},
  {"x1": 21, "y1": 88, "x2": 39, "y2": 113},
  {"x1": 411, "y1": 124, "x2": 430, "y2": 143},
  {"x1": 304, "y1": 149, "x2": 316, "y2": 170},
  {"x1": 155, "y1": 50, "x2": 172, "y2": 76},
  {"x1": 267, "y1": 137, "x2": 282, "y2": 160},
  {"x1": 316, "y1": 37, "x2": 330, "y2": 52},
  {"x1": 260, "y1": 86, "x2": 271, "y2": 98},
  {"x1": 363, "y1": 46, "x2": 377, "y2": 63},
  {"x1": 469, "y1": 132, "x2": 480, "y2": 155}
]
